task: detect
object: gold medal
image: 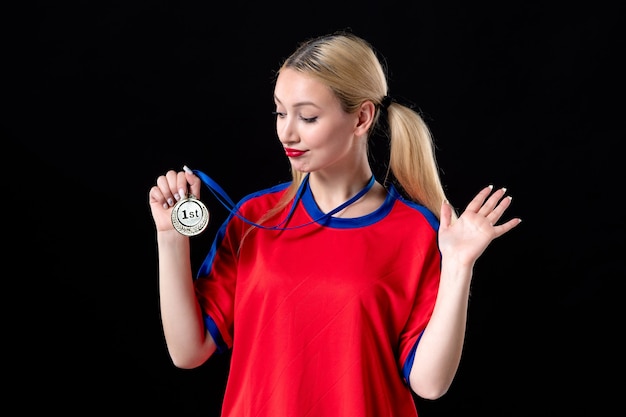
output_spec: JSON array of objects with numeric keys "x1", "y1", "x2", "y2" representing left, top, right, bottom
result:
[{"x1": 171, "y1": 194, "x2": 209, "y2": 236}]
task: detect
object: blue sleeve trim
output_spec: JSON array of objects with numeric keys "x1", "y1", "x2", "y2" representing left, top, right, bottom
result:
[
  {"x1": 204, "y1": 314, "x2": 228, "y2": 354},
  {"x1": 402, "y1": 330, "x2": 424, "y2": 385}
]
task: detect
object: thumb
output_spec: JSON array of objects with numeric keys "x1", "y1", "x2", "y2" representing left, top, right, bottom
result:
[
  {"x1": 183, "y1": 165, "x2": 203, "y2": 198},
  {"x1": 440, "y1": 199, "x2": 452, "y2": 229}
]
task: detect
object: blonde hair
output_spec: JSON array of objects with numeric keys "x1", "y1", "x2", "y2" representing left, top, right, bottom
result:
[{"x1": 246, "y1": 31, "x2": 453, "y2": 241}]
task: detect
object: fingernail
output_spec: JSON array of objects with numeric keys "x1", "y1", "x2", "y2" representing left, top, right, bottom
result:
[
  {"x1": 162, "y1": 203, "x2": 169, "y2": 210},
  {"x1": 174, "y1": 193, "x2": 181, "y2": 201},
  {"x1": 179, "y1": 188, "x2": 186, "y2": 199},
  {"x1": 167, "y1": 198, "x2": 174, "y2": 206}
]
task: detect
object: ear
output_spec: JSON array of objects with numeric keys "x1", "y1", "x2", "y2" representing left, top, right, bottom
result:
[{"x1": 354, "y1": 100, "x2": 376, "y2": 136}]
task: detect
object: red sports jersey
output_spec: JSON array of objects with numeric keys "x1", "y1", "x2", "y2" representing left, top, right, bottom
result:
[{"x1": 195, "y1": 179, "x2": 441, "y2": 417}]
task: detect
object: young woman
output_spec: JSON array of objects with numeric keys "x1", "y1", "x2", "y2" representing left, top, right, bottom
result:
[{"x1": 148, "y1": 31, "x2": 521, "y2": 417}]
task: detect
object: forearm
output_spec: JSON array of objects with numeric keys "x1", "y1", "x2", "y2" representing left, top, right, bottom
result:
[
  {"x1": 409, "y1": 260, "x2": 473, "y2": 399},
  {"x1": 157, "y1": 230, "x2": 216, "y2": 368}
]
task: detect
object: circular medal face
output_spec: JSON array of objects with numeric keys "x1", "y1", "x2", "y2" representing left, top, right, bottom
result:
[{"x1": 171, "y1": 195, "x2": 209, "y2": 236}]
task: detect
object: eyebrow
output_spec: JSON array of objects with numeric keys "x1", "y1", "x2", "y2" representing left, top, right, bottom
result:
[{"x1": 274, "y1": 95, "x2": 322, "y2": 109}]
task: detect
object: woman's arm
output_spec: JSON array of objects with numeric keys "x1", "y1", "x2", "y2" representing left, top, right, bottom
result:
[
  {"x1": 409, "y1": 185, "x2": 521, "y2": 399},
  {"x1": 149, "y1": 169, "x2": 217, "y2": 368}
]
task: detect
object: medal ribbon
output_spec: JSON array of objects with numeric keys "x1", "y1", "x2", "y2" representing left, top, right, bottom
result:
[{"x1": 190, "y1": 168, "x2": 375, "y2": 231}]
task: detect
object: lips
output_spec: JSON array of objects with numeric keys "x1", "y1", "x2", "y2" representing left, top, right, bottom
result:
[{"x1": 284, "y1": 148, "x2": 307, "y2": 157}]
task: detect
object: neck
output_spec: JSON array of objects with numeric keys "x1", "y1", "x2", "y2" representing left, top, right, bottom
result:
[{"x1": 306, "y1": 170, "x2": 376, "y2": 215}]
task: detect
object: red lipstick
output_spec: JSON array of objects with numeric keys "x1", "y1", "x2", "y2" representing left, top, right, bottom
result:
[{"x1": 284, "y1": 148, "x2": 307, "y2": 157}]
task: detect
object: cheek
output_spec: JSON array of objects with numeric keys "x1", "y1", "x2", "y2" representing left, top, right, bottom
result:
[
  {"x1": 306, "y1": 125, "x2": 338, "y2": 149},
  {"x1": 316, "y1": 120, "x2": 355, "y2": 148}
]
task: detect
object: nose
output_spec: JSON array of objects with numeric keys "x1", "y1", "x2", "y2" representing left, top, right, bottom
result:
[{"x1": 277, "y1": 115, "x2": 299, "y2": 145}]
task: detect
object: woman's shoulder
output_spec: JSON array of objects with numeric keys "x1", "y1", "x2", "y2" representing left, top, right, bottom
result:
[{"x1": 387, "y1": 184, "x2": 439, "y2": 231}]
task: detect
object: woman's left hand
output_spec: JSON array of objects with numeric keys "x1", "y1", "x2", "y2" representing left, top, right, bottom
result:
[{"x1": 438, "y1": 185, "x2": 521, "y2": 267}]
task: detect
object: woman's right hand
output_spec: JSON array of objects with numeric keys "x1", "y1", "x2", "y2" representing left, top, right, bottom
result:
[{"x1": 148, "y1": 167, "x2": 203, "y2": 232}]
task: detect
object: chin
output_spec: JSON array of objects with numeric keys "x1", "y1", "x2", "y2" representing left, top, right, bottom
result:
[{"x1": 290, "y1": 164, "x2": 312, "y2": 173}]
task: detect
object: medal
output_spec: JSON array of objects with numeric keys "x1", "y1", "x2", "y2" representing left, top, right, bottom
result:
[{"x1": 171, "y1": 194, "x2": 209, "y2": 236}]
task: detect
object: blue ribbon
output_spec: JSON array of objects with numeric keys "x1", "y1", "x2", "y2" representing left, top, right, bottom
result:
[{"x1": 191, "y1": 168, "x2": 375, "y2": 230}]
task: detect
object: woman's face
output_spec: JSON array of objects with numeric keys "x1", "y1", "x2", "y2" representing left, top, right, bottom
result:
[{"x1": 273, "y1": 68, "x2": 363, "y2": 174}]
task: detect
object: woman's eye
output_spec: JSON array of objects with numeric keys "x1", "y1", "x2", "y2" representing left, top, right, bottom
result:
[
  {"x1": 271, "y1": 111, "x2": 316, "y2": 123},
  {"x1": 299, "y1": 116, "x2": 317, "y2": 123}
]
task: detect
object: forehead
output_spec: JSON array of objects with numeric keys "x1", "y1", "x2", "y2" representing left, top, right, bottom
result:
[{"x1": 274, "y1": 68, "x2": 336, "y2": 106}]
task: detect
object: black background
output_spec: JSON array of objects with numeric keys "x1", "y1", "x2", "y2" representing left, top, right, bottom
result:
[{"x1": 6, "y1": 1, "x2": 625, "y2": 416}]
